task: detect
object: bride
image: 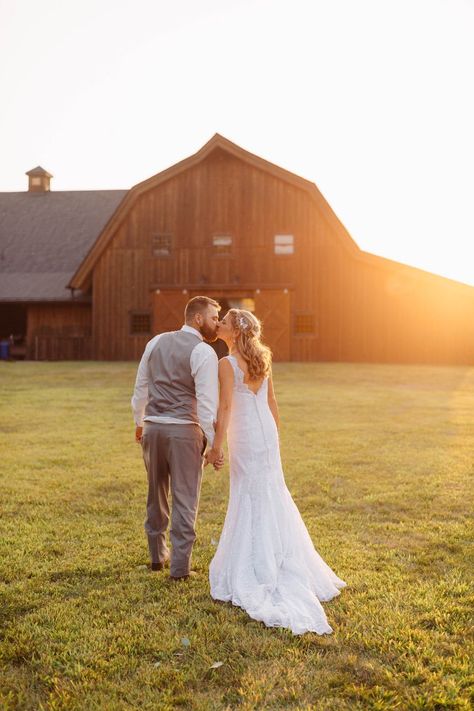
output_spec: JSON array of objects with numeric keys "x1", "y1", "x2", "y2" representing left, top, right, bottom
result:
[{"x1": 208, "y1": 308, "x2": 346, "y2": 635}]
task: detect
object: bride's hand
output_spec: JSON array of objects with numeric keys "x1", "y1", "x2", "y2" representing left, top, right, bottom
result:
[
  {"x1": 213, "y1": 453, "x2": 225, "y2": 470},
  {"x1": 206, "y1": 447, "x2": 224, "y2": 468}
]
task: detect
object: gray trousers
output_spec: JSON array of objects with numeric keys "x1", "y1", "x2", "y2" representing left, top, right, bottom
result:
[{"x1": 141, "y1": 422, "x2": 206, "y2": 577}]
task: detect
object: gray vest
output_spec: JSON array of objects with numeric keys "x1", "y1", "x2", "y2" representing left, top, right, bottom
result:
[{"x1": 144, "y1": 330, "x2": 202, "y2": 423}]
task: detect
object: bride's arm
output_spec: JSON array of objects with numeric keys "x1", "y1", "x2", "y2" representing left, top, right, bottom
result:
[
  {"x1": 208, "y1": 358, "x2": 234, "y2": 459},
  {"x1": 267, "y1": 371, "x2": 280, "y2": 429}
]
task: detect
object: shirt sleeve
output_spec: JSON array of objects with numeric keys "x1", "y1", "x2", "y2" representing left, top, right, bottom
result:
[
  {"x1": 190, "y1": 342, "x2": 219, "y2": 447},
  {"x1": 131, "y1": 335, "x2": 160, "y2": 427}
]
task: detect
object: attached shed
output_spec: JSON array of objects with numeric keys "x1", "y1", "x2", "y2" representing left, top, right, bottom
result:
[{"x1": 0, "y1": 168, "x2": 126, "y2": 359}]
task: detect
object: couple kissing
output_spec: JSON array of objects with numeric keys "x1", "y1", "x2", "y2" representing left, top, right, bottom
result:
[{"x1": 131, "y1": 296, "x2": 345, "y2": 635}]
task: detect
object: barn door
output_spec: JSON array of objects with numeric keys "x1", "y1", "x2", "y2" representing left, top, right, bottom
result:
[
  {"x1": 153, "y1": 290, "x2": 189, "y2": 333},
  {"x1": 254, "y1": 290, "x2": 290, "y2": 361}
]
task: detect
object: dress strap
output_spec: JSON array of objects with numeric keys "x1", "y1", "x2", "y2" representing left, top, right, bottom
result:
[
  {"x1": 225, "y1": 354, "x2": 247, "y2": 385},
  {"x1": 225, "y1": 354, "x2": 239, "y2": 375}
]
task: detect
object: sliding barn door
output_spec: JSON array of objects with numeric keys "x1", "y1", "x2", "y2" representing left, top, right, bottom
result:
[
  {"x1": 153, "y1": 291, "x2": 189, "y2": 333},
  {"x1": 254, "y1": 290, "x2": 291, "y2": 361}
]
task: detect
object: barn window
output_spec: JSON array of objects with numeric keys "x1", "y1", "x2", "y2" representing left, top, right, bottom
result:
[
  {"x1": 212, "y1": 235, "x2": 233, "y2": 255},
  {"x1": 274, "y1": 234, "x2": 294, "y2": 255},
  {"x1": 152, "y1": 234, "x2": 172, "y2": 257},
  {"x1": 227, "y1": 298, "x2": 255, "y2": 312},
  {"x1": 130, "y1": 312, "x2": 152, "y2": 335},
  {"x1": 295, "y1": 314, "x2": 315, "y2": 335}
]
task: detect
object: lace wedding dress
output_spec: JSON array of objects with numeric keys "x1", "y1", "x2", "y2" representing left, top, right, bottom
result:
[{"x1": 209, "y1": 355, "x2": 346, "y2": 635}]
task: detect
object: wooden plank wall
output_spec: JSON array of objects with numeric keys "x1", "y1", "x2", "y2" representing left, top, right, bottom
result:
[
  {"x1": 33, "y1": 335, "x2": 92, "y2": 361},
  {"x1": 323, "y1": 255, "x2": 474, "y2": 364},
  {"x1": 26, "y1": 303, "x2": 92, "y2": 359},
  {"x1": 93, "y1": 148, "x2": 308, "y2": 360}
]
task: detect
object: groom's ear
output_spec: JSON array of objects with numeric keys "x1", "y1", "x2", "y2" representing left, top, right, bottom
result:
[{"x1": 195, "y1": 313, "x2": 204, "y2": 327}]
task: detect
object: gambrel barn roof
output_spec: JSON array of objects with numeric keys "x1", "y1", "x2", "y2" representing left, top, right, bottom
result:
[
  {"x1": 0, "y1": 135, "x2": 471, "y2": 304},
  {"x1": 69, "y1": 133, "x2": 362, "y2": 290},
  {"x1": 68, "y1": 133, "x2": 471, "y2": 293},
  {"x1": 0, "y1": 189, "x2": 126, "y2": 301}
]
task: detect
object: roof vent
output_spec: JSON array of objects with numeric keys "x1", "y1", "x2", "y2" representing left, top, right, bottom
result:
[{"x1": 26, "y1": 166, "x2": 52, "y2": 193}]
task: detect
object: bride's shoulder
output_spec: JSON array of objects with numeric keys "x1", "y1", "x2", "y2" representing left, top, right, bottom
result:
[
  {"x1": 218, "y1": 355, "x2": 235, "y2": 371},
  {"x1": 218, "y1": 356, "x2": 235, "y2": 383}
]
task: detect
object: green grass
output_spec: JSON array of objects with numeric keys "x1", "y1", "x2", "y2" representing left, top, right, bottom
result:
[{"x1": 0, "y1": 361, "x2": 473, "y2": 710}]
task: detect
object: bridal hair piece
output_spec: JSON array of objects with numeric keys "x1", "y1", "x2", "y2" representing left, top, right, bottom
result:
[
  {"x1": 228, "y1": 308, "x2": 272, "y2": 380},
  {"x1": 237, "y1": 315, "x2": 249, "y2": 331}
]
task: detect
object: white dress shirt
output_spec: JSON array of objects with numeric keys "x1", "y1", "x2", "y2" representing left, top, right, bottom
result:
[{"x1": 131, "y1": 325, "x2": 218, "y2": 447}]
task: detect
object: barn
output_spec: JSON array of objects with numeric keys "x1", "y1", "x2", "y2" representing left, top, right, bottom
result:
[{"x1": 1, "y1": 134, "x2": 473, "y2": 363}]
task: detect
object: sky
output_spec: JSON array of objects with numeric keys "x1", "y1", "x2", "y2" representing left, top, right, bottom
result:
[{"x1": 1, "y1": 0, "x2": 473, "y2": 286}]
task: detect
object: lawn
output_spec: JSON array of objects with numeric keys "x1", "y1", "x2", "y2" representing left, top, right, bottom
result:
[{"x1": 0, "y1": 361, "x2": 473, "y2": 710}]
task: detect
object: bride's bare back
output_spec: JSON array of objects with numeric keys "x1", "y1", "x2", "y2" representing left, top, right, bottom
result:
[{"x1": 229, "y1": 350, "x2": 265, "y2": 394}]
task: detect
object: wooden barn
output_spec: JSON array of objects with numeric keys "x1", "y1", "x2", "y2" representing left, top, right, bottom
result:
[{"x1": 1, "y1": 134, "x2": 473, "y2": 363}]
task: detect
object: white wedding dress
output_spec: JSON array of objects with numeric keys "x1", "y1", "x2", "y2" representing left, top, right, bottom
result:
[{"x1": 209, "y1": 355, "x2": 346, "y2": 635}]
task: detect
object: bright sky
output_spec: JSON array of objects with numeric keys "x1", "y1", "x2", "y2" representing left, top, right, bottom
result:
[{"x1": 1, "y1": 0, "x2": 473, "y2": 285}]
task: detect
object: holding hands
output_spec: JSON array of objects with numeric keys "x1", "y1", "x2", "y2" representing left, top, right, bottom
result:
[
  {"x1": 136, "y1": 425, "x2": 224, "y2": 470},
  {"x1": 205, "y1": 418, "x2": 225, "y2": 470},
  {"x1": 205, "y1": 447, "x2": 225, "y2": 470}
]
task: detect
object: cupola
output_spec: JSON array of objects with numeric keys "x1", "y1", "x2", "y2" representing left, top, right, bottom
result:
[{"x1": 26, "y1": 166, "x2": 53, "y2": 192}]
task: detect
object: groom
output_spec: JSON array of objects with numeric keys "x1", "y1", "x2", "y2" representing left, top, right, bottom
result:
[{"x1": 131, "y1": 296, "x2": 224, "y2": 580}]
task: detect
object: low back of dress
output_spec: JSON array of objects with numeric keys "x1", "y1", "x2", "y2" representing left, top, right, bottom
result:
[{"x1": 225, "y1": 355, "x2": 277, "y2": 470}]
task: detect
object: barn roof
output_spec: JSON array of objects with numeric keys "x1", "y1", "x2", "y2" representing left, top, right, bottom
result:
[
  {"x1": 3, "y1": 137, "x2": 470, "y2": 299},
  {"x1": 69, "y1": 133, "x2": 365, "y2": 290},
  {"x1": 0, "y1": 190, "x2": 127, "y2": 301}
]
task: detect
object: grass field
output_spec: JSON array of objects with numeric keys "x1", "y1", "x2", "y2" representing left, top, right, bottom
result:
[{"x1": 0, "y1": 361, "x2": 473, "y2": 710}]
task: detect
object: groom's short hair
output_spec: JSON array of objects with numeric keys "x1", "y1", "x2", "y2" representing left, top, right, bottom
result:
[{"x1": 185, "y1": 296, "x2": 221, "y2": 323}]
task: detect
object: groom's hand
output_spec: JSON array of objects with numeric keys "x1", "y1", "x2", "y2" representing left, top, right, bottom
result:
[
  {"x1": 135, "y1": 426, "x2": 143, "y2": 443},
  {"x1": 205, "y1": 447, "x2": 224, "y2": 469}
]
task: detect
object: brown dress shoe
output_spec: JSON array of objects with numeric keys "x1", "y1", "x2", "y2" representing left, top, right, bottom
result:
[
  {"x1": 170, "y1": 571, "x2": 198, "y2": 581},
  {"x1": 150, "y1": 556, "x2": 169, "y2": 572}
]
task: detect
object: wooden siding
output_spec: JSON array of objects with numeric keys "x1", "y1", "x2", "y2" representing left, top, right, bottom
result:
[
  {"x1": 32, "y1": 335, "x2": 92, "y2": 360},
  {"x1": 90, "y1": 147, "x2": 474, "y2": 364},
  {"x1": 26, "y1": 303, "x2": 92, "y2": 360}
]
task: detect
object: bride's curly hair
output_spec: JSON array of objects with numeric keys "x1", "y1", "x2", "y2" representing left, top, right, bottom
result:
[{"x1": 227, "y1": 309, "x2": 272, "y2": 380}]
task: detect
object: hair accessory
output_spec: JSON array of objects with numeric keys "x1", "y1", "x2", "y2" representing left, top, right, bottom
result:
[{"x1": 237, "y1": 315, "x2": 249, "y2": 331}]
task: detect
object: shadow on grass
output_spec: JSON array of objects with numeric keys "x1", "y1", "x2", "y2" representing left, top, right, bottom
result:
[{"x1": 48, "y1": 567, "x2": 115, "y2": 585}]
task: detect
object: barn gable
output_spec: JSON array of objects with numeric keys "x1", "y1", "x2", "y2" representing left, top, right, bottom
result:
[{"x1": 68, "y1": 134, "x2": 361, "y2": 292}]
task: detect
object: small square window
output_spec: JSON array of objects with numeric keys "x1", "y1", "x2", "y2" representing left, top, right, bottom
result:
[
  {"x1": 213, "y1": 235, "x2": 232, "y2": 255},
  {"x1": 274, "y1": 234, "x2": 294, "y2": 255},
  {"x1": 130, "y1": 312, "x2": 151, "y2": 335},
  {"x1": 295, "y1": 314, "x2": 314, "y2": 334},
  {"x1": 153, "y1": 234, "x2": 172, "y2": 257}
]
